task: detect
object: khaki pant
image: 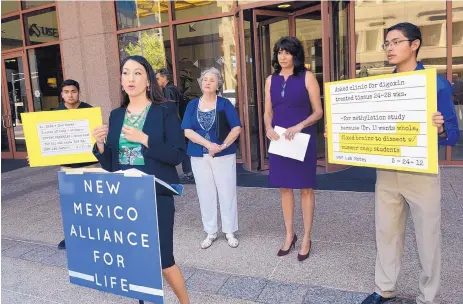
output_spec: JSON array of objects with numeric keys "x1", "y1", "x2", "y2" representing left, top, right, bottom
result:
[{"x1": 375, "y1": 169, "x2": 441, "y2": 304}]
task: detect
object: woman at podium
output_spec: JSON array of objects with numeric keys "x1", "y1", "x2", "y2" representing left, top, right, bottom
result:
[{"x1": 91, "y1": 55, "x2": 190, "y2": 304}]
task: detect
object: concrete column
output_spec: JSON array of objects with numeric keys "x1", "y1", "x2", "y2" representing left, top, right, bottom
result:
[{"x1": 57, "y1": 1, "x2": 120, "y2": 122}]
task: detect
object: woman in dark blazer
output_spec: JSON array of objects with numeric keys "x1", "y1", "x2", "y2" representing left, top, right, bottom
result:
[{"x1": 92, "y1": 55, "x2": 189, "y2": 304}]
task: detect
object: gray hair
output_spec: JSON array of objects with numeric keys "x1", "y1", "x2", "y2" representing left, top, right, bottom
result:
[{"x1": 199, "y1": 67, "x2": 223, "y2": 94}]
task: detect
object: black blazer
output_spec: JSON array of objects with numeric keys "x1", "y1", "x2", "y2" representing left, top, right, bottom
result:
[{"x1": 93, "y1": 102, "x2": 186, "y2": 196}]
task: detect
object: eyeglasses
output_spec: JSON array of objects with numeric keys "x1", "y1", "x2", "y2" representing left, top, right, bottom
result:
[
  {"x1": 381, "y1": 39, "x2": 413, "y2": 50},
  {"x1": 281, "y1": 81, "x2": 286, "y2": 98}
]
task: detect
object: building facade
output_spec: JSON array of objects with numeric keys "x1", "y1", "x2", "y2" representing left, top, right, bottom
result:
[{"x1": 2, "y1": 0, "x2": 462, "y2": 172}]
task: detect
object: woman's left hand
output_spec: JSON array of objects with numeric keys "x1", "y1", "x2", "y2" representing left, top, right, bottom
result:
[
  {"x1": 432, "y1": 111, "x2": 445, "y2": 134},
  {"x1": 284, "y1": 124, "x2": 304, "y2": 141},
  {"x1": 122, "y1": 125, "x2": 148, "y2": 145}
]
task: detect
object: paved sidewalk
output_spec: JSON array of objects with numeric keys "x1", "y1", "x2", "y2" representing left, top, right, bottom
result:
[{"x1": 2, "y1": 165, "x2": 463, "y2": 303}]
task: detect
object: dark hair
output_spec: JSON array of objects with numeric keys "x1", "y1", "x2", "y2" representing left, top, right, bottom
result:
[
  {"x1": 272, "y1": 36, "x2": 306, "y2": 76},
  {"x1": 386, "y1": 22, "x2": 422, "y2": 57},
  {"x1": 61, "y1": 79, "x2": 80, "y2": 92},
  {"x1": 157, "y1": 68, "x2": 172, "y2": 82},
  {"x1": 120, "y1": 55, "x2": 166, "y2": 107}
]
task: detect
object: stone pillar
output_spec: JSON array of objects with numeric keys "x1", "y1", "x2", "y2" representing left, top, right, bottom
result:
[{"x1": 57, "y1": 1, "x2": 120, "y2": 122}]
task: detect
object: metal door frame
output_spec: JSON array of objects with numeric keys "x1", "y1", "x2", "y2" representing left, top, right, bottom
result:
[{"x1": 1, "y1": 51, "x2": 33, "y2": 159}]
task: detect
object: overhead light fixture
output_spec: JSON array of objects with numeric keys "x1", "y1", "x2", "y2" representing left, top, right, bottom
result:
[{"x1": 278, "y1": 4, "x2": 291, "y2": 8}]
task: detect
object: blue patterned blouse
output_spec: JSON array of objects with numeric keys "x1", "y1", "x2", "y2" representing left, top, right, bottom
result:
[{"x1": 197, "y1": 108, "x2": 216, "y2": 154}]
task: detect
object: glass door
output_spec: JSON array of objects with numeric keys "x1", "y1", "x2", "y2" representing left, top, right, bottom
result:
[
  {"x1": 253, "y1": 10, "x2": 289, "y2": 170},
  {"x1": 249, "y1": 4, "x2": 330, "y2": 171},
  {"x1": 1, "y1": 52, "x2": 33, "y2": 159},
  {"x1": 294, "y1": 6, "x2": 326, "y2": 165},
  {"x1": 1, "y1": 90, "x2": 13, "y2": 158}
]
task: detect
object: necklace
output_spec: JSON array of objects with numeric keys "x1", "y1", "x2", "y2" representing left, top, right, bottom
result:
[
  {"x1": 197, "y1": 96, "x2": 217, "y2": 132},
  {"x1": 199, "y1": 95, "x2": 217, "y2": 112},
  {"x1": 126, "y1": 103, "x2": 150, "y2": 127}
]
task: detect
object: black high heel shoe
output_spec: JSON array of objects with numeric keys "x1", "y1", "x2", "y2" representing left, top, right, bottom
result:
[
  {"x1": 297, "y1": 240, "x2": 312, "y2": 262},
  {"x1": 277, "y1": 234, "x2": 297, "y2": 256}
]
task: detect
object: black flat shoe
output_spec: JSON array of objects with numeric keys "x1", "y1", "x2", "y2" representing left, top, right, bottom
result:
[
  {"x1": 297, "y1": 240, "x2": 311, "y2": 261},
  {"x1": 361, "y1": 292, "x2": 396, "y2": 304},
  {"x1": 277, "y1": 234, "x2": 297, "y2": 256}
]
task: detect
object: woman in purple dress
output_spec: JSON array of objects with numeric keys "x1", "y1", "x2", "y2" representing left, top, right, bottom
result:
[{"x1": 264, "y1": 37, "x2": 323, "y2": 261}]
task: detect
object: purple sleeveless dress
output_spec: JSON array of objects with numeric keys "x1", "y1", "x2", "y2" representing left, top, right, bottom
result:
[{"x1": 268, "y1": 70, "x2": 317, "y2": 189}]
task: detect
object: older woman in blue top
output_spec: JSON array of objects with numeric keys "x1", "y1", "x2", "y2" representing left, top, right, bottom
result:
[
  {"x1": 91, "y1": 56, "x2": 189, "y2": 304},
  {"x1": 182, "y1": 67, "x2": 242, "y2": 249}
]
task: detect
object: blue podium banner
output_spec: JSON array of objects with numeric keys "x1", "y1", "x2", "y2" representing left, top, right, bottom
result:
[{"x1": 58, "y1": 171, "x2": 164, "y2": 303}]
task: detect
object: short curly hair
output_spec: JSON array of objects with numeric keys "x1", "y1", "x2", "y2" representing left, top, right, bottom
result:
[{"x1": 199, "y1": 67, "x2": 223, "y2": 94}]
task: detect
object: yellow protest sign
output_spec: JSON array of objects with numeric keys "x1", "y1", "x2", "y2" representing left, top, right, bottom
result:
[
  {"x1": 21, "y1": 107, "x2": 103, "y2": 167},
  {"x1": 325, "y1": 69, "x2": 438, "y2": 174}
]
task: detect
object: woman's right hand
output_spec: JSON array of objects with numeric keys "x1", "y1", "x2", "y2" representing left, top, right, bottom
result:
[
  {"x1": 208, "y1": 143, "x2": 222, "y2": 156},
  {"x1": 266, "y1": 128, "x2": 280, "y2": 141},
  {"x1": 92, "y1": 125, "x2": 108, "y2": 144}
]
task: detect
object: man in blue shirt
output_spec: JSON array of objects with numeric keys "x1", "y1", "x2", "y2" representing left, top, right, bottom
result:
[{"x1": 362, "y1": 23, "x2": 459, "y2": 304}]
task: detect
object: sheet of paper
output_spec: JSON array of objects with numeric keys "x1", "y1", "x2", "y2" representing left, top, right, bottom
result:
[
  {"x1": 64, "y1": 167, "x2": 183, "y2": 196},
  {"x1": 21, "y1": 107, "x2": 103, "y2": 167},
  {"x1": 38, "y1": 120, "x2": 92, "y2": 156},
  {"x1": 114, "y1": 168, "x2": 182, "y2": 195},
  {"x1": 324, "y1": 68, "x2": 438, "y2": 174},
  {"x1": 268, "y1": 126, "x2": 310, "y2": 162}
]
